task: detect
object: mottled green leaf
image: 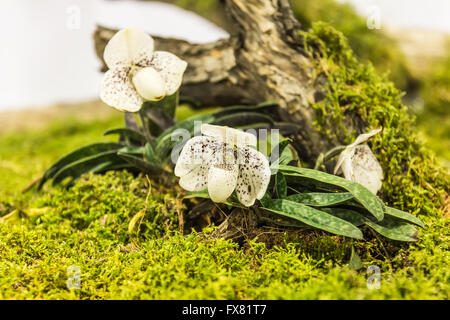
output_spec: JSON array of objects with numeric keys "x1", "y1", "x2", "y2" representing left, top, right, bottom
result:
[
  {"x1": 276, "y1": 173, "x2": 287, "y2": 198},
  {"x1": 259, "y1": 212, "x2": 308, "y2": 228},
  {"x1": 319, "y1": 207, "x2": 365, "y2": 226},
  {"x1": 339, "y1": 200, "x2": 424, "y2": 227},
  {"x1": 269, "y1": 139, "x2": 293, "y2": 169},
  {"x1": 383, "y1": 206, "x2": 424, "y2": 227},
  {"x1": 142, "y1": 99, "x2": 177, "y2": 136},
  {"x1": 322, "y1": 207, "x2": 421, "y2": 242},
  {"x1": 285, "y1": 174, "x2": 341, "y2": 192},
  {"x1": 259, "y1": 174, "x2": 277, "y2": 207},
  {"x1": 212, "y1": 112, "x2": 275, "y2": 128},
  {"x1": 263, "y1": 199, "x2": 363, "y2": 239},
  {"x1": 236, "y1": 122, "x2": 301, "y2": 136},
  {"x1": 211, "y1": 101, "x2": 278, "y2": 118},
  {"x1": 279, "y1": 165, "x2": 384, "y2": 221},
  {"x1": 103, "y1": 128, "x2": 146, "y2": 145},
  {"x1": 364, "y1": 216, "x2": 419, "y2": 242},
  {"x1": 117, "y1": 152, "x2": 161, "y2": 174},
  {"x1": 118, "y1": 146, "x2": 144, "y2": 156},
  {"x1": 287, "y1": 192, "x2": 354, "y2": 207},
  {"x1": 183, "y1": 189, "x2": 210, "y2": 200},
  {"x1": 156, "y1": 91, "x2": 178, "y2": 118},
  {"x1": 144, "y1": 143, "x2": 159, "y2": 163}
]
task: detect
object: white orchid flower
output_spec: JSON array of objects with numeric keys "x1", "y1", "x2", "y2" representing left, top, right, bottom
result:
[
  {"x1": 174, "y1": 124, "x2": 272, "y2": 207},
  {"x1": 334, "y1": 128, "x2": 383, "y2": 194},
  {"x1": 100, "y1": 28, "x2": 188, "y2": 112}
]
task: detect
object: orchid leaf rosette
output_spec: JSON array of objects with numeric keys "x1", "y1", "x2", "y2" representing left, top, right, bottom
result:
[
  {"x1": 177, "y1": 125, "x2": 422, "y2": 242},
  {"x1": 35, "y1": 27, "x2": 423, "y2": 244}
]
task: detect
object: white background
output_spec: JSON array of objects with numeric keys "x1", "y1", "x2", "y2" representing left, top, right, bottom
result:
[{"x1": 0, "y1": 0, "x2": 448, "y2": 111}]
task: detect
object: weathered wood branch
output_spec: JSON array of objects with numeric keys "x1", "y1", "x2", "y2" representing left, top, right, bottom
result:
[{"x1": 93, "y1": 0, "x2": 361, "y2": 162}]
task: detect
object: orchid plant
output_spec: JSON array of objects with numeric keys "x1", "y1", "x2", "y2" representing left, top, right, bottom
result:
[{"x1": 36, "y1": 28, "x2": 423, "y2": 243}]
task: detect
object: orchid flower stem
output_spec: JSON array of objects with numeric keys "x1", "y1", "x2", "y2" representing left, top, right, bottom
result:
[
  {"x1": 314, "y1": 145, "x2": 346, "y2": 170},
  {"x1": 139, "y1": 108, "x2": 155, "y2": 148}
]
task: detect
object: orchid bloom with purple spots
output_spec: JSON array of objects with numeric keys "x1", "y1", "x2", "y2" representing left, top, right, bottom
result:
[
  {"x1": 174, "y1": 124, "x2": 272, "y2": 207},
  {"x1": 100, "y1": 28, "x2": 187, "y2": 112},
  {"x1": 334, "y1": 128, "x2": 383, "y2": 194}
]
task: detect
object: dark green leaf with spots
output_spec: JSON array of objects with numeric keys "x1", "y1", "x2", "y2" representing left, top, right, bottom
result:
[
  {"x1": 364, "y1": 216, "x2": 419, "y2": 242},
  {"x1": 279, "y1": 165, "x2": 384, "y2": 221},
  {"x1": 383, "y1": 206, "x2": 424, "y2": 227},
  {"x1": 319, "y1": 207, "x2": 365, "y2": 226},
  {"x1": 287, "y1": 192, "x2": 354, "y2": 207},
  {"x1": 263, "y1": 199, "x2": 363, "y2": 239},
  {"x1": 275, "y1": 173, "x2": 287, "y2": 199}
]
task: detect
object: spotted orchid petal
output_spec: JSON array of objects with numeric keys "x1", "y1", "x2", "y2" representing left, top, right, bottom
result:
[
  {"x1": 334, "y1": 148, "x2": 355, "y2": 175},
  {"x1": 207, "y1": 164, "x2": 239, "y2": 202},
  {"x1": 235, "y1": 146, "x2": 272, "y2": 206},
  {"x1": 103, "y1": 28, "x2": 154, "y2": 69},
  {"x1": 334, "y1": 128, "x2": 382, "y2": 175},
  {"x1": 150, "y1": 51, "x2": 188, "y2": 95},
  {"x1": 179, "y1": 164, "x2": 210, "y2": 192},
  {"x1": 100, "y1": 68, "x2": 143, "y2": 112},
  {"x1": 201, "y1": 124, "x2": 257, "y2": 147},
  {"x1": 338, "y1": 149, "x2": 355, "y2": 179},
  {"x1": 175, "y1": 136, "x2": 230, "y2": 193}
]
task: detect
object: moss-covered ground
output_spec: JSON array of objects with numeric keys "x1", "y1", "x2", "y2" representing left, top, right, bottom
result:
[
  {"x1": 0, "y1": 1, "x2": 448, "y2": 298},
  {"x1": 0, "y1": 104, "x2": 448, "y2": 299}
]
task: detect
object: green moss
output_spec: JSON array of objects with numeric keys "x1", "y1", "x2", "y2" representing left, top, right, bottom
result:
[
  {"x1": 33, "y1": 171, "x2": 179, "y2": 241},
  {"x1": 0, "y1": 126, "x2": 448, "y2": 299},
  {"x1": 0, "y1": 170, "x2": 448, "y2": 299},
  {"x1": 300, "y1": 22, "x2": 449, "y2": 217}
]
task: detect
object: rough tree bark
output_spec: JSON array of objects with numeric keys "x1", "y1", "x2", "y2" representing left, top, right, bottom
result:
[{"x1": 93, "y1": 0, "x2": 361, "y2": 163}]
